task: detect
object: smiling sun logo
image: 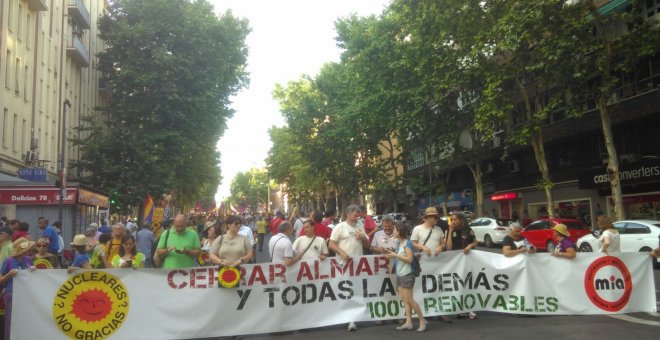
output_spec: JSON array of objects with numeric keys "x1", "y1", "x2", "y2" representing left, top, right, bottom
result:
[{"x1": 53, "y1": 271, "x2": 129, "y2": 339}]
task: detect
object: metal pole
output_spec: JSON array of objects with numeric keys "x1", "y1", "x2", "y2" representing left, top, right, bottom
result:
[{"x1": 58, "y1": 100, "x2": 71, "y2": 225}]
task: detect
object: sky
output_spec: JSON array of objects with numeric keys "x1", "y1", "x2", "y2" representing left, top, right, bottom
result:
[{"x1": 210, "y1": 0, "x2": 391, "y2": 203}]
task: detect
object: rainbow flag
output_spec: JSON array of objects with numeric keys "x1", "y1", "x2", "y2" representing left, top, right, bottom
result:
[{"x1": 143, "y1": 194, "x2": 155, "y2": 224}]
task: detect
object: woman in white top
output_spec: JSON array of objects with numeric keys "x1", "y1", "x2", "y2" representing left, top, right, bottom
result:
[{"x1": 597, "y1": 215, "x2": 620, "y2": 254}]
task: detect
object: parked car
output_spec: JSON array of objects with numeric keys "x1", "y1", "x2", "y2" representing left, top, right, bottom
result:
[
  {"x1": 373, "y1": 215, "x2": 383, "y2": 227},
  {"x1": 576, "y1": 219, "x2": 660, "y2": 267},
  {"x1": 521, "y1": 218, "x2": 591, "y2": 252},
  {"x1": 469, "y1": 218, "x2": 512, "y2": 248},
  {"x1": 388, "y1": 213, "x2": 413, "y2": 223}
]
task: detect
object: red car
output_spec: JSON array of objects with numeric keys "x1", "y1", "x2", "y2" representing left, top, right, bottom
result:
[{"x1": 521, "y1": 218, "x2": 591, "y2": 252}]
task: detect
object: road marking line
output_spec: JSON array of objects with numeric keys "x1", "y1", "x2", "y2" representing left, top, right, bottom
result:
[{"x1": 608, "y1": 314, "x2": 660, "y2": 326}]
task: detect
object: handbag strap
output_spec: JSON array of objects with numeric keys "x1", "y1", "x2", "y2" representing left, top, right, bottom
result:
[
  {"x1": 300, "y1": 236, "x2": 317, "y2": 257},
  {"x1": 422, "y1": 227, "x2": 433, "y2": 246},
  {"x1": 270, "y1": 235, "x2": 286, "y2": 261}
]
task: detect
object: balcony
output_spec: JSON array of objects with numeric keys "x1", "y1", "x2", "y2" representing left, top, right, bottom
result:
[
  {"x1": 99, "y1": 77, "x2": 112, "y2": 101},
  {"x1": 66, "y1": 35, "x2": 89, "y2": 67},
  {"x1": 68, "y1": 0, "x2": 91, "y2": 29},
  {"x1": 28, "y1": 0, "x2": 48, "y2": 11}
]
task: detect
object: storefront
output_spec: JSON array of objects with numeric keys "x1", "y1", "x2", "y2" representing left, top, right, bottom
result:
[
  {"x1": 418, "y1": 189, "x2": 474, "y2": 214},
  {"x1": 0, "y1": 184, "x2": 109, "y2": 247},
  {"x1": 490, "y1": 192, "x2": 523, "y2": 219},
  {"x1": 579, "y1": 157, "x2": 660, "y2": 221}
]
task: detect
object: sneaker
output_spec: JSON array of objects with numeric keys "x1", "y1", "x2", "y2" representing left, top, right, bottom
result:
[
  {"x1": 347, "y1": 322, "x2": 357, "y2": 331},
  {"x1": 468, "y1": 312, "x2": 478, "y2": 319}
]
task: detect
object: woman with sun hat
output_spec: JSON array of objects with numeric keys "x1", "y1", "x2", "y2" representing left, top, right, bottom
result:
[
  {"x1": 67, "y1": 234, "x2": 92, "y2": 273},
  {"x1": 0, "y1": 237, "x2": 36, "y2": 339}
]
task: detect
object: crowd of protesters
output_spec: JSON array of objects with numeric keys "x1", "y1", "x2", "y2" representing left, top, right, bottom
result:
[{"x1": 0, "y1": 201, "x2": 658, "y2": 338}]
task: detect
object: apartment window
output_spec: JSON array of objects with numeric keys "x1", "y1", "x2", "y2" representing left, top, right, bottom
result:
[
  {"x1": 5, "y1": 50, "x2": 11, "y2": 89},
  {"x1": 407, "y1": 146, "x2": 427, "y2": 171},
  {"x1": 645, "y1": 0, "x2": 660, "y2": 18},
  {"x1": 26, "y1": 14, "x2": 31, "y2": 46},
  {"x1": 2, "y1": 109, "x2": 7, "y2": 147},
  {"x1": 8, "y1": 0, "x2": 13, "y2": 31},
  {"x1": 15, "y1": 58, "x2": 21, "y2": 95},
  {"x1": 24, "y1": 65, "x2": 30, "y2": 101},
  {"x1": 12, "y1": 114, "x2": 18, "y2": 152},
  {"x1": 21, "y1": 120, "x2": 27, "y2": 154},
  {"x1": 18, "y1": 4, "x2": 23, "y2": 41}
]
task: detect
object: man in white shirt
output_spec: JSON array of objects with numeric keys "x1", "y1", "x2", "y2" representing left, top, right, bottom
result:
[
  {"x1": 411, "y1": 207, "x2": 451, "y2": 323},
  {"x1": 370, "y1": 215, "x2": 398, "y2": 254},
  {"x1": 292, "y1": 220, "x2": 329, "y2": 261},
  {"x1": 239, "y1": 219, "x2": 256, "y2": 263},
  {"x1": 269, "y1": 221, "x2": 302, "y2": 266},
  {"x1": 411, "y1": 207, "x2": 446, "y2": 258},
  {"x1": 328, "y1": 204, "x2": 369, "y2": 331}
]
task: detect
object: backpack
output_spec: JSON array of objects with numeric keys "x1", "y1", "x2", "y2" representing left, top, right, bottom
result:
[{"x1": 407, "y1": 240, "x2": 422, "y2": 277}]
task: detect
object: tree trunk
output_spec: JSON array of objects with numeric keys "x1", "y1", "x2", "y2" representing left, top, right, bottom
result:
[
  {"x1": 529, "y1": 131, "x2": 555, "y2": 218},
  {"x1": 474, "y1": 163, "x2": 484, "y2": 218},
  {"x1": 598, "y1": 97, "x2": 624, "y2": 221}
]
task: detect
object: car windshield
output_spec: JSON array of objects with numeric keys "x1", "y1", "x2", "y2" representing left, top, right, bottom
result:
[
  {"x1": 654, "y1": 224, "x2": 660, "y2": 228},
  {"x1": 564, "y1": 221, "x2": 588, "y2": 230}
]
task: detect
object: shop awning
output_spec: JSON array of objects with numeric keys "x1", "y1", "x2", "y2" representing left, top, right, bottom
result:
[{"x1": 596, "y1": 0, "x2": 630, "y2": 16}]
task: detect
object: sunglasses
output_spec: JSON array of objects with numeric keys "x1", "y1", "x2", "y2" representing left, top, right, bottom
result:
[
  {"x1": 232, "y1": 222, "x2": 241, "y2": 226},
  {"x1": 36, "y1": 244, "x2": 48, "y2": 248}
]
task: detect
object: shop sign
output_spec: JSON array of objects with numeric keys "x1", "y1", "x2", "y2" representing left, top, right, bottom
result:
[
  {"x1": 78, "y1": 188, "x2": 110, "y2": 208},
  {"x1": 578, "y1": 158, "x2": 660, "y2": 189},
  {"x1": 17, "y1": 168, "x2": 48, "y2": 182},
  {"x1": 491, "y1": 192, "x2": 518, "y2": 201},
  {"x1": 0, "y1": 187, "x2": 77, "y2": 205}
]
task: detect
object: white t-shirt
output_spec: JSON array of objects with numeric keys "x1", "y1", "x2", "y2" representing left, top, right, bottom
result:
[
  {"x1": 239, "y1": 225, "x2": 256, "y2": 246},
  {"x1": 292, "y1": 235, "x2": 328, "y2": 261},
  {"x1": 410, "y1": 224, "x2": 445, "y2": 257},
  {"x1": 269, "y1": 233, "x2": 294, "y2": 263},
  {"x1": 329, "y1": 221, "x2": 366, "y2": 257},
  {"x1": 293, "y1": 218, "x2": 307, "y2": 238},
  {"x1": 598, "y1": 229, "x2": 620, "y2": 253},
  {"x1": 371, "y1": 230, "x2": 399, "y2": 252}
]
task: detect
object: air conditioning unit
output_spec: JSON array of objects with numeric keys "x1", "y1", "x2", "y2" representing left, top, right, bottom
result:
[
  {"x1": 508, "y1": 160, "x2": 520, "y2": 173},
  {"x1": 24, "y1": 151, "x2": 36, "y2": 163},
  {"x1": 30, "y1": 138, "x2": 39, "y2": 150},
  {"x1": 620, "y1": 153, "x2": 639, "y2": 164}
]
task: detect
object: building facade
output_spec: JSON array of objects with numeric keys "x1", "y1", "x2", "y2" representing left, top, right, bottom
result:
[{"x1": 1, "y1": 0, "x2": 107, "y2": 183}]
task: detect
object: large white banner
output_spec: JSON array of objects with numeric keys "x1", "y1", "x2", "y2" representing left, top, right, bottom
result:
[{"x1": 11, "y1": 251, "x2": 656, "y2": 339}]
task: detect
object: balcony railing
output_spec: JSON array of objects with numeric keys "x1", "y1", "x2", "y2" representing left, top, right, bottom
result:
[
  {"x1": 68, "y1": 0, "x2": 91, "y2": 29},
  {"x1": 28, "y1": 0, "x2": 48, "y2": 11},
  {"x1": 66, "y1": 35, "x2": 89, "y2": 67}
]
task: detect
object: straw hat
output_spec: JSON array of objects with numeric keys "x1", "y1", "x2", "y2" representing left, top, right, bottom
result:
[
  {"x1": 12, "y1": 237, "x2": 35, "y2": 257},
  {"x1": 203, "y1": 221, "x2": 215, "y2": 232},
  {"x1": 70, "y1": 234, "x2": 89, "y2": 246},
  {"x1": 423, "y1": 207, "x2": 440, "y2": 217},
  {"x1": 553, "y1": 224, "x2": 571, "y2": 237}
]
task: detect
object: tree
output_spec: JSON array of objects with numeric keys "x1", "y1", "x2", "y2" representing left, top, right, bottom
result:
[
  {"x1": 227, "y1": 168, "x2": 270, "y2": 212},
  {"x1": 573, "y1": 0, "x2": 660, "y2": 220},
  {"x1": 71, "y1": 0, "x2": 249, "y2": 211}
]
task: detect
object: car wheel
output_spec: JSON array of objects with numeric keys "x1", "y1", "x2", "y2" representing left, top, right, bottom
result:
[
  {"x1": 546, "y1": 241, "x2": 555, "y2": 253},
  {"x1": 578, "y1": 243, "x2": 593, "y2": 252},
  {"x1": 484, "y1": 234, "x2": 494, "y2": 248}
]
